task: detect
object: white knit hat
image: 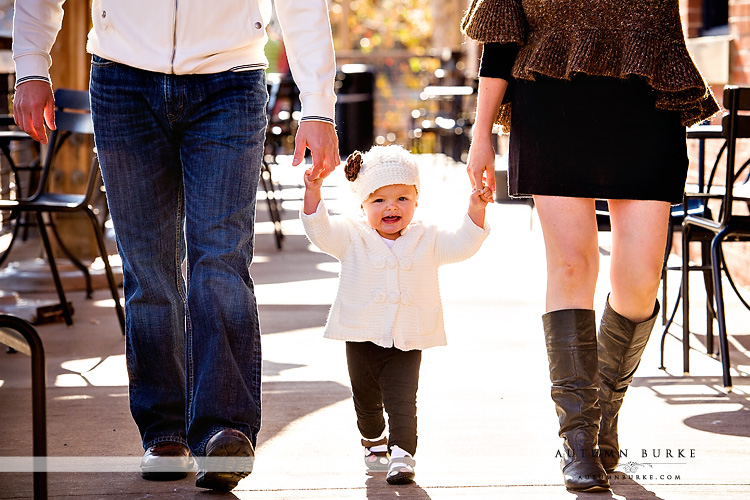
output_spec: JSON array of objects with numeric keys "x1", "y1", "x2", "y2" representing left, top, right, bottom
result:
[{"x1": 345, "y1": 145, "x2": 420, "y2": 203}]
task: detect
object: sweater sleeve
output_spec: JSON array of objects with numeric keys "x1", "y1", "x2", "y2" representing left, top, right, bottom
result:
[
  {"x1": 461, "y1": 0, "x2": 526, "y2": 45},
  {"x1": 300, "y1": 200, "x2": 352, "y2": 259},
  {"x1": 274, "y1": 0, "x2": 336, "y2": 124},
  {"x1": 12, "y1": 0, "x2": 65, "y2": 87},
  {"x1": 479, "y1": 42, "x2": 519, "y2": 81},
  {"x1": 435, "y1": 214, "x2": 491, "y2": 266}
]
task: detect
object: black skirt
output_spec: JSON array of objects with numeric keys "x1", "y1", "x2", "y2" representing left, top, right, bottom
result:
[{"x1": 508, "y1": 74, "x2": 689, "y2": 204}]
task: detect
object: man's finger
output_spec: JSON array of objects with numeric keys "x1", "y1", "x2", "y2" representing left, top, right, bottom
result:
[
  {"x1": 292, "y1": 141, "x2": 307, "y2": 166},
  {"x1": 44, "y1": 101, "x2": 56, "y2": 132}
]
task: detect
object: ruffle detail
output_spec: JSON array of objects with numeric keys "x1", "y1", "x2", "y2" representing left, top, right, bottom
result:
[
  {"x1": 509, "y1": 28, "x2": 720, "y2": 128},
  {"x1": 461, "y1": 0, "x2": 526, "y2": 45}
]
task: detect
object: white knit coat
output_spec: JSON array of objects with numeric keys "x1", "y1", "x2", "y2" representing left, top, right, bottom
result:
[{"x1": 301, "y1": 200, "x2": 490, "y2": 350}]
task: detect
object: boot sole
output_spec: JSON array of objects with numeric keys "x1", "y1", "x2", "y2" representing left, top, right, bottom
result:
[
  {"x1": 142, "y1": 470, "x2": 188, "y2": 481},
  {"x1": 195, "y1": 439, "x2": 254, "y2": 491}
]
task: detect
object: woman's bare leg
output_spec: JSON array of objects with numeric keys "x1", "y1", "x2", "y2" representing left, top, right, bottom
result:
[
  {"x1": 534, "y1": 195, "x2": 600, "y2": 312},
  {"x1": 607, "y1": 199, "x2": 670, "y2": 322}
]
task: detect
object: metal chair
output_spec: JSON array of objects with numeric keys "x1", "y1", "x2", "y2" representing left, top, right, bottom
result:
[
  {"x1": 0, "y1": 89, "x2": 125, "y2": 334},
  {"x1": 0, "y1": 314, "x2": 47, "y2": 499},
  {"x1": 679, "y1": 85, "x2": 750, "y2": 390}
]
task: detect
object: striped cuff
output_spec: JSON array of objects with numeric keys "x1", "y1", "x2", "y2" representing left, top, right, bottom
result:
[
  {"x1": 15, "y1": 75, "x2": 51, "y2": 89},
  {"x1": 228, "y1": 63, "x2": 268, "y2": 72},
  {"x1": 300, "y1": 115, "x2": 335, "y2": 125}
]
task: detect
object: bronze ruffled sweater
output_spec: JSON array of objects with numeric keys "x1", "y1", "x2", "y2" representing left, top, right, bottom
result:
[{"x1": 461, "y1": 0, "x2": 721, "y2": 130}]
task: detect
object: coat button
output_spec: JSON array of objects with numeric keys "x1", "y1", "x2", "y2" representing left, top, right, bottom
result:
[
  {"x1": 386, "y1": 257, "x2": 396, "y2": 269},
  {"x1": 400, "y1": 258, "x2": 412, "y2": 270},
  {"x1": 373, "y1": 257, "x2": 386, "y2": 269},
  {"x1": 373, "y1": 291, "x2": 386, "y2": 303},
  {"x1": 388, "y1": 292, "x2": 400, "y2": 304},
  {"x1": 400, "y1": 292, "x2": 413, "y2": 305},
  {"x1": 101, "y1": 11, "x2": 107, "y2": 18},
  {"x1": 254, "y1": 22, "x2": 262, "y2": 29}
]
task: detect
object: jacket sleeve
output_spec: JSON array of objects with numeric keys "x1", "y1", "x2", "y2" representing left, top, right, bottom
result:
[
  {"x1": 435, "y1": 214, "x2": 491, "y2": 266},
  {"x1": 274, "y1": 0, "x2": 336, "y2": 124},
  {"x1": 12, "y1": 0, "x2": 65, "y2": 87},
  {"x1": 461, "y1": 0, "x2": 526, "y2": 45},
  {"x1": 300, "y1": 200, "x2": 352, "y2": 259}
]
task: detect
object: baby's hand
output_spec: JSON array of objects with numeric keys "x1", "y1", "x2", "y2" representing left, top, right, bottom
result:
[
  {"x1": 471, "y1": 185, "x2": 494, "y2": 206},
  {"x1": 303, "y1": 168, "x2": 324, "y2": 191}
]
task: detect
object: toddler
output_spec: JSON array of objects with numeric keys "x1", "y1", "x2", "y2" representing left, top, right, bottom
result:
[{"x1": 301, "y1": 145, "x2": 492, "y2": 484}]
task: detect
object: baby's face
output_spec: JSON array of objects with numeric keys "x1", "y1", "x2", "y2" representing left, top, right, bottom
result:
[{"x1": 361, "y1": 184, "x2": 418, "y2": 240}]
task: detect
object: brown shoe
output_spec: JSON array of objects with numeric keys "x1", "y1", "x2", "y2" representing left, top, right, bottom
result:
[
  {"x1": 195, "y1": 429, "x2": 254, "y2": 491},
  {"x1": 140, "y1": 442, "x2": 192, "y2": 481}
]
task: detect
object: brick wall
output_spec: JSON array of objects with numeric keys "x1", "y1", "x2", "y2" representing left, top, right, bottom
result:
[
  {"x1": 682, "y1": 0, "x2": 704, "y2": 37},
  {"x1": 731, "y1": 0, "x2": 750, "y2": 83}
]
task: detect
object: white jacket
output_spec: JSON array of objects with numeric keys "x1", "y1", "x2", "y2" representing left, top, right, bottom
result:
[
  {"x1": 12, "y1": 0, "x2": 336, "y2": 121},
  {"x1": 301, "y1": 201, "x2": 490, "y2": 351}
]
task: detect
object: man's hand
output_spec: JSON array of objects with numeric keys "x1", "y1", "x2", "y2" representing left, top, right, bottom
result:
[
  {"x1": 292, "y1": 120, "x2": 340, "y2": 180},
  {"x1": 13, "y1": 80, "x2": 55, "y2": 144}
]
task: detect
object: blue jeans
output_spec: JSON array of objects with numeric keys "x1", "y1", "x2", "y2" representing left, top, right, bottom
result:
[{"x1": 90, "y1": 56, "x2": 266, "y2": 455}]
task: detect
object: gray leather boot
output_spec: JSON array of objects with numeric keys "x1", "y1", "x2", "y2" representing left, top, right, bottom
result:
[
  {"x1": 597, "y1": 298, "x2": 659, "y2": 473},
  {"x1": 543, "y1": 309, "x2": 610, "y2": 492}
]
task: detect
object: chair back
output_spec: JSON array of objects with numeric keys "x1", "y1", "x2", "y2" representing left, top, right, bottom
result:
[
  {"x1": 719, "y1": 85, "x2": 750, "y2": 224},
  {"x1": 31, "y1": 89, "x2": 97, "y2": 203}
]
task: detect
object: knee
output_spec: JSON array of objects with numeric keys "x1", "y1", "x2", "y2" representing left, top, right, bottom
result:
[{"x1": 549, "y1": 250, "x2": 598, "y2": 286}]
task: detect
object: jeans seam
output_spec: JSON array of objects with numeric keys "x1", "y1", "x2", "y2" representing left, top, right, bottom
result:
[{"x1": 176, "y1": 187, "x2": 193, "y2": 431}]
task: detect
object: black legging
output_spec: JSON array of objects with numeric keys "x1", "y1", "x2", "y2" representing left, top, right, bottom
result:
[{"x1": 345, "y1": 341, "x2": 422, "y2": 456}]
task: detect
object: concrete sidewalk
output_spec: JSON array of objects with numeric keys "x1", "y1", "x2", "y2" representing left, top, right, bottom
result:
[{"x1": 1, "y1": 154, "x2": 749, "y2": 499}]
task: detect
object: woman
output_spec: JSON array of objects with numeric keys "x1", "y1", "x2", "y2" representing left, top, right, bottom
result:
[{"x1": 462, "y1": 0, "x2": 719, "y2": 492}]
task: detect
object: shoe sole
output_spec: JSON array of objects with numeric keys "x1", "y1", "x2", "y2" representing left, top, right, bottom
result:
[
  {"x1": 386, "y1": 471, "x2": 415, "y2": 485},
  {"x1": 141, "y1": 470, "x2": 188, "y2": 481},
  {"x1": 195, "y1": 440, "x2": 254, "y2": 491},
  {"x1": 566, "y1": 484, "x2": 611, "y2": 493}
]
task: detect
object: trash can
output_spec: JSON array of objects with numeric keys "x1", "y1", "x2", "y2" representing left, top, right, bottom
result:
[{"x1": 335, "y1": 65, "x2": 374, "y2": 156}]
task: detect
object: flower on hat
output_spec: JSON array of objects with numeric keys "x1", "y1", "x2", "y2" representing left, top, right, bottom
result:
[{"x1": 346, "y1": 145, "x2": 420, "y2": 203}]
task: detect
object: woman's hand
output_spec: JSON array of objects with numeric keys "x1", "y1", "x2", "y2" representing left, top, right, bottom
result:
[
  {"x1": 466, "y1": 136, "x2": 497, "y2": 193},
  {"x1": 466, "y1": 77, "x2": 507, "y2": 193}
]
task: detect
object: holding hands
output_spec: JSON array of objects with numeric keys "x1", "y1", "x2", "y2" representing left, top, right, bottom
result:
[
  {"x1": 302, "y1": 167, "x2": 325, "y2": 215},
  {"x1": 468, "y1": 183, "x2": 493, "y2": 229}
]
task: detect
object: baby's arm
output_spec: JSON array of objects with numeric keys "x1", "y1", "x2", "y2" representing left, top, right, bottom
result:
[
  {"x1": 468, "y1": 185, "x2": 494, "y2": 229},
  {"x1": 303, "y1": 168, "x2": 325, "y2": 215}
]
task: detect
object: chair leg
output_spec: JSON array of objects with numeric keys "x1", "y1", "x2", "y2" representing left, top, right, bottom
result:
[
  {"x1": 260, "y1": 161, "x2": 283, "y2": 250},
  {"x1": 681, "y1": 225, "x2": 690, "y2": 374},
  {"x1": 36, "y1": 213, "x2": 73, "y2": 326},
  {"x1": 0, "y1": 210, "x2": 21, "y2": 267},
  {"x1": 46, "y1": 216, "x2": 93, "y2": 299},
  {"x1": 700, "y1": 240, "x2": 715, "y2": 356},
  {"x1": 709, "y1": 233, "x2": 733, "y2": 391},
  {"x1": 85, "y1": 208, "x2": 125, "y2": 335},
  {"x1": 661, "y1": 226, "x2": 674, "y2": 325}
]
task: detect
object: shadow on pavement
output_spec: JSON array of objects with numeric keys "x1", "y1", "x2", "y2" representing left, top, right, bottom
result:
[
  {"x1": 609, "y1": 476, "x2": 667, "y2": 500},
  {"x1": 631, "y1": 375, "x2": 750, "y2": 437},
  {"x1": 259, "y1": 304, "x2": 330, "y2": 334},
  {"x1": 258, "y1": 380, "x2": 351, "y2": 448},
  {"x1": 365, "y1": 474, "x2": 432, "y2": 499}
]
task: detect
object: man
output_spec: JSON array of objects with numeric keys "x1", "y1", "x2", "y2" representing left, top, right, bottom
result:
[{"x1": 13, "y1": 0, "x2": 339, "y2": 491}]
